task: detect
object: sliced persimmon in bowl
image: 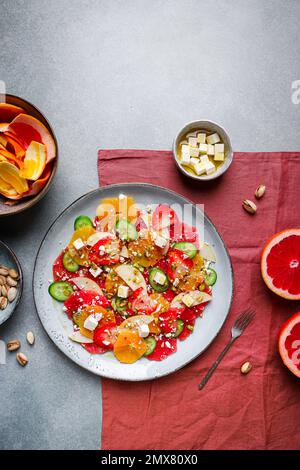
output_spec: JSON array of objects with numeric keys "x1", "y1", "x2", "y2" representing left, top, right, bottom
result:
[
  {"x1": 0, "y1": 161, "x2": 28, "y2": 195},
  {"x1": 19, "y1": 141, "x2": 47, "y2": 181}
]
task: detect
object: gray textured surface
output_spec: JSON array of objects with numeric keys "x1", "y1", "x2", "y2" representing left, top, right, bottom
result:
[{"x1": 0, "y1": 0, "x2": 299, "y2": 450}]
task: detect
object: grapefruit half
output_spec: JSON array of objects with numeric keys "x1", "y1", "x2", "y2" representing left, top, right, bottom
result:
[
  {"x1": 261, "y1": 229, "x2": 300, "y2": 300},
  {"x1": 278, "y1": 311, "x2": 300, "y2": 378}
]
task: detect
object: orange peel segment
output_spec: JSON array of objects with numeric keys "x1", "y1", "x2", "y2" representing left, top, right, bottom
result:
[
  {"x1": 8, "y1": 113, "x2": 56, "y2": 163},
  {"x1": 113, "y1": 328, "x2": 147, "y2": 364},
  {"x1": 0, "y1": 161, "x2": 28, "y2": 194},
  {"x1": 0, "y1": 103, "x2": 24, "y2": 123},
  {"x1": 68, "y1": 226, "x2": 96, "y2": 267},
  {"x1": 19, "y1": 141, "x2": 46, "y2": 181}
]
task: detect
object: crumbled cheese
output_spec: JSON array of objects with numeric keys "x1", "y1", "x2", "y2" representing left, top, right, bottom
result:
[
  {"x1": 154, "y1": 235, "x2": 168, "y2": 248},
  {"x1": 138, "y1": 323, "x2": 149, "y2": 338},
  {"x1": 83, "y1": 314, "x2": 99, "y2": 331},
  {"x1": 173, "y1": 278, "x2": 179, "y2": 287},
  {"x1": 102, "y1": 340, "x2": 110, "y2": 346},
  {"x1": 118, "y1": 285, "x2": 129, "y2": 298},
  {"x1": 73, "y1": 238, "x2": 85, "y2": 250},
  {"x1": 89, "y1": 266, "x2": 102, "y2": 278},
  {"x1": 182, "y1": 293, "x2": 195, "y2": 308}
]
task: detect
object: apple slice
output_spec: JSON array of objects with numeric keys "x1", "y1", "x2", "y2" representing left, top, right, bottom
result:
[
  {"x1": 72, "y1": 276, "x2": 103, "y2": 294},
  {"x1": 115, "y1": 264, "x2": 147, "y2": 292},
  {"x1": 8, "y1": 113, "x2": 56, "y2": 163},
  {"x1": 19, "y1": 141, "x2": 46, "y2": 181},
  {"x1": 0, "y1": 161, "x2": 28, "y2": 194},
  {"x1": 69, "y1": 331, "x2": 93, "y2": 344},
  {"x1": 171, "y1": 290, "x2": 212, "y2": 307},
  {"x1": 200, "y1": 243, "x2": 216, "y2": 262}
]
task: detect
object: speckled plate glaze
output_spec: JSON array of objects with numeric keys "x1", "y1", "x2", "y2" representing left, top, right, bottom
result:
[
  {"x1": 0, "y1": 240, "x2": 23, "y2": 325},
  {"x1": 33, "y1": 184, "x2": 233, "y2": 381}
]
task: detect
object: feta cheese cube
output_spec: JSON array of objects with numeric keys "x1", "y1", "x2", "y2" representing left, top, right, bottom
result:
[
  {"x1": 188, "y1": 137, "x2": 198, "y2": 147},
  {"x1": 205, "y1": 161, "x2": 216, "y2": 175},
  {"x1": 154, "y1": 235, "x2": 168, "y2": 248},
  {"x1": 189, "y1": 146, "x2": 200, "y2": 157},
  {"x1": 117, "y1": 285, "x2": 129, "y2": 298},
  {"x1": 73, "y1": 238, "x2": 85, "y2": 250},
  {"x1": 83, "y1": 314, "x2": 99, "y2": 331},
  {"x1": 199, "y1": 143, "x2": 208, "y2": 154},
  {"x1": 181, "y1": 144, "x2": 190, "y2": 156},
  {"x1": 206, "y1": 133, "x2": 221, "y2": 145},
  {"x1": 94, "y1": 312, "x2": 103, "y2": 322},
  {"x1": 153, "y1": 270, "x2": 167, "y2": 285},
  {"x1": 197, "y1": 132, "x2": 206, "y2": 144},
  {"x1": 181, "y1": 152, "x2": 191, "y2": 165},
  {"x1": 182, "y1": 294, "x2": 195, "y2": 308},
  {"x1": 193, "y1": 161, "x2": 206, "y2": 176},
  {"x1": 200, "y1": 155, "x2": 209, "y2": 164},
  {"x1": 89, "y1": 266, "x2": 103, "y2": 278},
  {"x1": 207, "y1": 144, "x2": 215, "y2": 156},
  {"x1": 214, "y1": 143, "x2": 225, "y2": 161},
  {"x1": 137, "y1": 323, "x2": 149, "y2": 338},
  {"x1": 173, "y1": 278, "x2": 180, "y2": 287}
]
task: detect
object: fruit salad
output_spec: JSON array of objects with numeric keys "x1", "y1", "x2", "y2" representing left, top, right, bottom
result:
[
  {"x1": 177, "y1": 129, "x2": 226, "y2": 177},
  {"x1": 48, "y1": 195, "x2": 217, "y2": 364},
  {"x1": 0, "y1": 103, "x2": 56, "y2": 202}
]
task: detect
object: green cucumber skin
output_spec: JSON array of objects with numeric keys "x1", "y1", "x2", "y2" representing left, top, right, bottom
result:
[
  {"x1": 49, "y1": 281, "x2": 74, "y2": 302},
  {"x1": 144, "y1": 337, "x2": 157, "y2": 356},
  {"x1": 62, "y1": 251, "x2": 79, "y2": 273},
  {"x1": 173, "y1": 242, "x2": 198, "y2": 259},
  {"x1": 204, "y1": 268, "x2": 217, "y2": 286},
  {"x1": 174, "y1": 319, "x2": 184, "y2": 337},
  {"x1": 116, "y1": 219, "x2": 137, "y2": 241},
  {"x1": 149, "y1": 268, "x2": 169, "y2": 292},
  {"x1": 74, "y1": 215, "x2": 93, "y2": 231}
]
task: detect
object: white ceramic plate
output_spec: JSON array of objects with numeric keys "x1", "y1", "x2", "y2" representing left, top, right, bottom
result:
[{"x1": 33, "y1": 184, "x2": 233, "y2": 381}]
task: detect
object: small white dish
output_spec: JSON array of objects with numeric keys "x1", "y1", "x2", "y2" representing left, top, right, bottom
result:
[{"x1": 173, "y1": 120, "x2": 233, "y2": 181}]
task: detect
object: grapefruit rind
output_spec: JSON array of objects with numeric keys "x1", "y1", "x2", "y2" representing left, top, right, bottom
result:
[
  {"x1": 278, "y1": 311, "x2": 300, "y2": 378},
  {"x1": 261, "y1": 229, "x2": 300, "y2": 300}
]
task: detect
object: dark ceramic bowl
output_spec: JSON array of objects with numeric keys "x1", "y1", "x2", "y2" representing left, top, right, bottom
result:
[{"x1": 0, "y1": 94, "x2": 58, "y2": 217}]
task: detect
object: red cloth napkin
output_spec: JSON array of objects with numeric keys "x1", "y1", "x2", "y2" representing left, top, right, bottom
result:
[{"x1": 98, "y1": 149, "x2": 300, "y2": 450}]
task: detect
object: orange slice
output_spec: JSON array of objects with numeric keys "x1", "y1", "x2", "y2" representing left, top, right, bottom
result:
[
  {"x1": 128, "y1": 233, "x2": 164, "y2": 267},
  {"x1": 96, "y1": 195, "x2": 138, "y2": 230},
  {"x1": 73, "y1": 305, "x2": 115, "y2": 340},
  {"x1": 0, "y1": 176, "x2": 18, "y2": 198},
  {"x1": 113, "y1": 328, "x2": 147, "y2": 364},
  {"x1": 19, "y1": 141, "x2": 46, "y2": 180},
  {"x1": 0, "y1": 161, "x2": 28, "y2": 194},
  {"x1": 68, "y1": 226, "x2": 96, "y2": 267}
]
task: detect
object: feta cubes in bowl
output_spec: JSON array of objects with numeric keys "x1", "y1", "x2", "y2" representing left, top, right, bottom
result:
[{"x1": 173, "y1": 120, "x2": 233, "y2": 181}]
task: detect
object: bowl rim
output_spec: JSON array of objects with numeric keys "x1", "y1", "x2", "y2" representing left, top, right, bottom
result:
[
  {"x1": 0, "y1": 94, "x2": 58, "y2": 217},
  {"x1": 172, "y1": 119, "x2": 233, "y2": 181},
  {"x1": 0, "y1": 239, "x2": 23, "y2": 325}
]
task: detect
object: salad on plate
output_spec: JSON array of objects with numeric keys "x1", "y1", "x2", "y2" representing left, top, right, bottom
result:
[{"x1": 48, "y1": 195, "x2": 217, "y2": 364}]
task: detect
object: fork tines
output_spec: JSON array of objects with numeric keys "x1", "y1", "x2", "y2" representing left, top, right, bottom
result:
[{"x1": 234, "y1": 308, "x2": 256, "y2": 331}]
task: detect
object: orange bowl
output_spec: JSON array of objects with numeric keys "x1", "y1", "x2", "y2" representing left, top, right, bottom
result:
[{"x1": 0, "y1": 94, "x2": 58, "y2": 217}]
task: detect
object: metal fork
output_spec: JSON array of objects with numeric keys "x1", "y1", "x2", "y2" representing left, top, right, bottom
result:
[{"x1": 198, "y1": 308, "x2": 256, "y2": 390}]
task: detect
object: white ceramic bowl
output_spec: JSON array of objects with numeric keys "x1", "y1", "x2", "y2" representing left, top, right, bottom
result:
[{"x1": 173, "y1": 120, "x2": 233, "y2": 181}]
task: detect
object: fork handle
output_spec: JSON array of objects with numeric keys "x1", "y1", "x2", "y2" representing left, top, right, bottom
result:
[{"x1": 198, "y1": 338, "x2": 235, "y2": 390}]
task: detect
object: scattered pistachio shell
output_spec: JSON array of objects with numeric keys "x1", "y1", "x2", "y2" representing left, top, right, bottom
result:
[
  {"x1": 16, "y1": 352, "x2": 28, "y2": 366},
  {"x1": 241, "y1": 361, "x2": 252, "y2": 374},
  {"x1": 255, "y1": 184, "x2": 266, "y2": 199},
  {"x1": 243, "y1": 199, "x2": 257, "y2": 215},
  {"x1": 7, "y1": 339, "x2": 21, "y2": 351},
  {"x1": 26, "y1": 331, "x2": 35, "y2": 345}
]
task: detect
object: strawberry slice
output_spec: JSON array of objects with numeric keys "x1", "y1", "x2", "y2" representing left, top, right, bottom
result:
[
  {"x1": 146, "y1": 337, "x2": 177, "y2": 361},
  {"x1": 89, "y1": 238, "x2": 120, "y2": 265},
  {"x1": 159, "y1": 306, "x2": 183, "y2": 335},
  {"x1": 94, "y1": 323, "x2": 118, "y2": 350},
  {"x1": 166, "y1": 249, "x2": 193, "y2": 280}
]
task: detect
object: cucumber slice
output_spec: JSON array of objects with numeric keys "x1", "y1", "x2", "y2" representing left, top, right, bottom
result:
[
  {"x1": 74, "y1": 215, "x2": 93, "y2": 230},
  {"x1": 112, "y1": 296, "x2": 129, "y2": 317},
  {"x1": 144, "y1": 336, "x2": 157, "y2": 356},
  {"x1": 149, "y1": 268, "x2": 169, "y2": 292},
  {"x1": 116, "y1": 219, "x2": 137, "y2": 241},
  {"x1": 204, "y1": 268, "x2": 217, "y2": 286},
  {"x1": 174, "y1": 319, "x2": 184, "y2": 337},
  {"x1": 49, "y1": 281, "x2": 74, "y2": 302},
  {"x1": 62, "y1": 251, "x2": 79, "y2": 272},
  {"x1": 173, "y1": 242, "x2": 198, "y2": 259}
]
